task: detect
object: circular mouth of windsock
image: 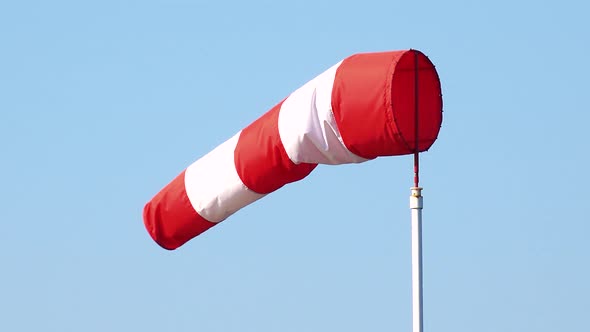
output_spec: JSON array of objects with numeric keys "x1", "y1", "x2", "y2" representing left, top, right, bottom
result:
[{"x1": 390, "y1": 50, "x2": 443, "y2": 154}]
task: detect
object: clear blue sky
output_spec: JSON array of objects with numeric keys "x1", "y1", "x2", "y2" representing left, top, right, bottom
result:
[{"x1": 1, "y1": 1, "x2": 589, "y2": 331}]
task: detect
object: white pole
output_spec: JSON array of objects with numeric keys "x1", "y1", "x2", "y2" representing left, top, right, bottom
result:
[{"x1": 410, "y1": 186, "x2": 424, "y2": 332}]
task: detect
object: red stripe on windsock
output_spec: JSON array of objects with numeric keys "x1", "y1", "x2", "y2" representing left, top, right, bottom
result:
[
  {"x1": 331, "y1": 50, "x2": 442, "y2": 159},
  {"x1": 143, "y1": 170, "x2": 215, "y2": 250},
  {"x1": 235, "y1": 101, "x2": 317, "y2": 194}
]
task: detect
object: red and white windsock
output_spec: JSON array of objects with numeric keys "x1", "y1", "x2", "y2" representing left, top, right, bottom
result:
[{"x1": 144, "y1": 49, "x2": 443, "y2": 250}]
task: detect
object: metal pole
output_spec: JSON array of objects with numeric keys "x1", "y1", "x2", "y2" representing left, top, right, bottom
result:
[
  {"x1": 410, "y1": 49, "x2": 424, "y2": 332},
  {"x1": 410, "y1": 187, "x2": 423, "y2": 332}
]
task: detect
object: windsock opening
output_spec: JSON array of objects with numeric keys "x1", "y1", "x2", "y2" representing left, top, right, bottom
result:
[
  {"x1": 331, "y1": 49, "x2": 442, "y2": 159},
  {"x1": 390, "y1": 50, "x2": 443, "y2": 154}
]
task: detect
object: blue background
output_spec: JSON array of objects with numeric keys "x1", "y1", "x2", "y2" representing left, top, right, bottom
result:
[{"x1": 1, "y1": 1, "x2": 588, "y2": 331}]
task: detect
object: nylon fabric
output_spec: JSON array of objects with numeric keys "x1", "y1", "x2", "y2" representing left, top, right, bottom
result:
[
  {"x1": 332, "y1": 51, "x2": 406, "y2": 159},
  {"x1": 390, "y1": 51, "x2": 443, "y2": 152},
  {"x1": 142, "y1": 49, "x2": 443, "y2": 250},
  {"x1": 185, "y1": 132, "x2": 265, "y2": 223},
  {"x1": 235, "y1": 102, "x2": 318, "y2": 194},
  {"x1": 278, "y1": 61, "x2": 367, "y2": 165},
  {"x1": 143, "y1": 171, "x2": 216, "y2": 250}
]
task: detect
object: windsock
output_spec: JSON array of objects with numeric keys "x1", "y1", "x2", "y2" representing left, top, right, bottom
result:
[{"x1": 144, "y1": 49, "x2": 443, "y2": 250}]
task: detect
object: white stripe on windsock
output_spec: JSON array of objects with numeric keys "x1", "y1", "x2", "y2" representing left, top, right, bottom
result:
[
  {"x1": 184, "y1": 132, "x2": 265, "y2": 223},
  {"x1": 278, "y1": 61, "x2": 368, "y2": 165}
]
